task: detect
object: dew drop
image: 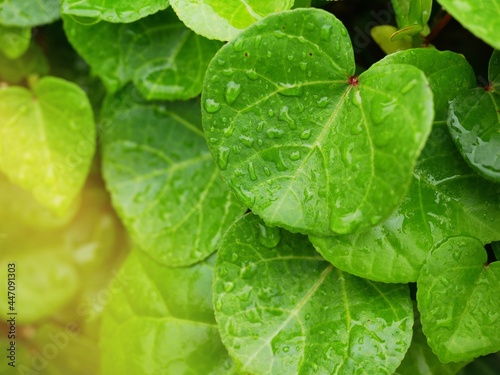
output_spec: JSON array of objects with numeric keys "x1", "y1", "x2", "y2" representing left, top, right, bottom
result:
[
  {"x1": 224, "y1": 281, "x2": 235, "y2": 292},
  {"x1": 222, "y1": 68, "x2": 234, "y2": 77},
  {"x1": 317, "y1": 96, "x2": 329, "y2": 108},
  {"x1": 233, "y1": 37, "x2": 245, "y2": 51},
  {"x1": 320, "y1": 24, "x2": 332, "y2": 41},
  {"x1": 273, "y1": 30, "x2": 286, "y2": 39},
  {"x1": 254, "y1": 34, "x2": 262, "y2": 47},
  {"x1": 340, "y1": 28, "x2": 348, "y2": 36},
  {"x1": 204, "y1": 99, "x2": 221, "y2": 113},
  {"x1": 266, "y1": 127, "x2": 284, "y2": 139},
  {"x1": 287, "y1": 54, "x2": 294, "y2": 61},
  {"x1": 267, "y1": 51, "x2": 272, "y2": 58},
  {"x1": 350, "y1": 121, "x2": 363, "y2": 135},
  {"x1": 352, "y1": 90, "x2": 362, "y2": 107},
  {"x1": 245, "y1": 69, "x2": 259, "y2": 80},
  {"x1": 299, "y1": 61, "x2": 307, "y2": 71},
  {"x1": 263, "y1": 166, "x2": 271, "y2": 176},
  {"x1": 278, "y1": 82, "x2": 303, "y2": 97},
  {"x1": 283, "y1": 346, "x2": 290, "y2": 353},
  {"x1": 223, "y1": 123, "x2": 234, "y2": 138},
  {"x1": 257, "y1": 222, "x2": 282, "y2": 248},
  {"x1": 209, "y1": 137, "x2": 218, "y2": 143},
  {"x1": 225, "y1": 81, "x2": 241, "y2": 104},
  {"x1": 289, "y1": 150, "x2": 301, "y2": 161},
  {"x1": 218, "y1": 147, "x2": 230, "y2": 170},
  {"x1": 268, "y1": 108, "x2": 274, "y2": 117},
  {"x1": 279, "y1": 106, "x2": 296, "y2": 129},
  {"x1": 305, "y1": 22, "x2": 315, "y2": 31},
  {"x1": 248, "y1": 162, "x2": 257, "y2": 181},
  {"x1": 300, "y1": 129, "x2": 312, "y2": 139},
  {"x1": 256, "y1": 121, "x2": 264, "y2": 132},
  {"x1": 239, "y1": 135, "x2": 254, "y2": 148},
  {"x1": 217, "y1": 58, "x2": 226, "y2": 66}
]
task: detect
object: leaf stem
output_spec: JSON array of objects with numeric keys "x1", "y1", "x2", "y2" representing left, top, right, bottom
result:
[{"x1": 423, "y1": 12, "x2": 452, "y2": 47}]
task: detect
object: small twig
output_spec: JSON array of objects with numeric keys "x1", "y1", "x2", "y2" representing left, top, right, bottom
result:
[{"x1": 423, "y1": 12, "x2": 452, "y2": 46}]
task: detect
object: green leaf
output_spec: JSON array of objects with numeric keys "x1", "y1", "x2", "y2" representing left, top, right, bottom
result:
[
  {"x1": 436, "y1": 0, "x2": 500, "y2": 49},
  {"x1": 489, "y1": 50, "x2": 500, "y2": 86},
  {"x1": 417, "y1": 236, "x2": 500, "y2": 362},
  {"x1": 391, "y1": 0, "x2": 432, "y2": 38},
  {"x1": 310, "y1": 123, "x2": 500, "y2": 283},
  {"x1": 395, "y1": 304, "x2": 468, "y2": 375},
  {"x1": 0, "y1": 25, "x2": 30, "y2": 59},
  {"x1": 101, "y1": 250, "x2": 235, "y2": 375},
  {"x1": 0, "y1": 76, "x2": 95, "y2": 216},
  {"x1": 214, "y1": 214, "x2": 413, "y2": 374},
  {"x1": 63, "y1": 9, "x2": 222, "y2": 100},
  {"x1": 61, "y1": 0, "x2": 169, "y2": 23},
  {"x1": 447, "y1": 51, "x2": 500, "y2": 182},
  {"x1": 375, "y1": 49, "x2": 476, "y2": 121},
  {"x1": 170, "y1": 0, "x2": 294, "y2": 41},
  {"x1": 371, "y1": 25, "x2": 413, "y2": 54},
  {"x1": 493, "y1": 241, "x2": 500, "y2": 261},
  {"x1": 0, "y1": 43, "x2": 49, "y2": 84},
  {"x1": 202, "y1": 8, "x2": 433, "y2": 236},
  {"x1": 101, "y1": 87, "x2": 245, "y2": 267},
  {"x1": 0, "y1": 0, "x2": 60, "y2": 27}
]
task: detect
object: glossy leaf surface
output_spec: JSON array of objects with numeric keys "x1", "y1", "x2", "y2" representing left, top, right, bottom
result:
[
  {"x1": 202, "y1": 8, "x2": 433, "y2": 236},
  {"x1": 101, "y1": 250, "x2": 235, "y2": 375},
  {"x1": 61, "y1": 0, "x2": 169, "y2": 23},
  {"x1": 214, "y1": 214, "x2": 413, "y2": 374},
  {"x1": 0, "y1": 0, "x2": 60, "y2": 27},
  {"x1": 170, "y1": 0, "x2": 294, "y2": 41},
  {"x1": 101, "y1": 87, "x2": 245, "y2": 266},
  {"x1": 447, "y1": 50, "x2": 500, "y2": 182},
  {"x1": 417, "y1": 236, "x2": 500, "y2": 362},
  {"x1": 0, "y1": 25, "x2": 30, "y2": 59},
  {"x1": 436, "y1": 0, "x2": 500, "y2": 49},
  {"x1": 371, "y1": 25, "x2": 412, "y2": 54},
  {"x1": 0, "y1": 76, "x2": 95, "y2": 215},
  {"x1": 395, "y1": 305, "x2": 467, "y2": 375},
  {"x1": 63, "y1": 9, "x2": 222, "y2": 100},
  {"x1": 310, "y1": 124, "x2": 500, "y2": 283}
]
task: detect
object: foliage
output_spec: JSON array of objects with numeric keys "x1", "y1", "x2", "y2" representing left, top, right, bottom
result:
[{"x1": 1, "y1": 0, "x2": 499, "y2": 374}]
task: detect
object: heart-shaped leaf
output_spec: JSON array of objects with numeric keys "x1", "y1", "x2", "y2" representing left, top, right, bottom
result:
[
  {"x1": 309, "y1": 49, "x2": 495, "y2": 283},
  {"x1": 417, "y1": 236, "x2": 500, "y2": 362},
  {"x1": 101, "y1": 250, "x2": 235, "y2": 375},
  {"x1": 101, "y1": 87, "x2": 246, "y2": 266},
  {"x1": 0, "y1": 0, "x2": 60, "y2": 27},
  {"x1": 202, "y1": 8, "x2": 433, "y2": 236},
  {"x1": 61, "y1": 0, "x2": 169, "y2": 23},
  {"x1": 0, "y1": 76, "x2": 95, "y2": 216},
  {"x1": 63, "y1": 9, "x2": 222, "y2": 100},
  {"x1": 447, "y1": 50, "x2": 500, "y2": 182},
  {"x1": 214, "y1": 213, "x2": 413, "y2": 374},
  {"x1": 436, "y1": 0, "x2": 500, "y2": 49},
  {"x1": 170, "y1": 0, "x2": 294, "y2": 41}
]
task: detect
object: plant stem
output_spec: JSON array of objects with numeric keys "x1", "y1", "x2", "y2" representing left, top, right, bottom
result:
[{"x1": 423, "y1": 12, "x2": 452, "y2": 46}]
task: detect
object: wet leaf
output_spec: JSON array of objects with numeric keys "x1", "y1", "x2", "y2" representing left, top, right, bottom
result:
[
  {"x1": 214, "y1": 213, "x2": 413, "y2": 374},
  {"x1": 436, "y1": 0, "x2": 500, "y2": 49},
  {"x1": 170, "y1": 0, "x2": 294, "y2": 41},
  {"x1": 447, "y1": 50, "x2": 500, "y2": 182},
  {"x1": 417, "y1": 236, "x2": 500, "y2": 362},
  {"x1": 63, "y1": 9, "x2": 222, "y2": 100},
  {"x1": 395, "y1": 304, "x2": 468, "y2": 375},
  {"x1": 310, "y1": 123, "x2": 500, "y2": 283},
  {"x1": 309, "y1": 51, "x2": 493, "y2": 283},
  {"x1": 0, "y1": 0, "x2": 60, "y2": 27},
  {"x1": 101, "y1": 87, "x2": 246, "y2": 266},
  {"x1": 61, "y1": 0, "x2": 169, "y2": 23},
  {"x1": 101, "y1": 250, "x2": 235, "y2": 375},
  {"x1": 202, "y1": 8, "x2": 433, "y2": 236},
  {"x1": 0, "y1": 76, "x2": 95, "y2": 216}
]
